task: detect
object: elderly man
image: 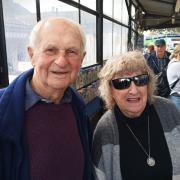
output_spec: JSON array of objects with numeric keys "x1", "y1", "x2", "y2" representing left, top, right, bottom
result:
[
  {"x1": 144, "y1": 39, "x2": 171, "y2": 97},
  {"x1": 144, "y1": 39, "x2": 170, "y2": 75},
  {"x1": 0, "y1": 17, "x2": 94, "y2": 180}
]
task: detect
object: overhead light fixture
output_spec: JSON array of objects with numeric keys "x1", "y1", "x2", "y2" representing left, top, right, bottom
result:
[{"x1": 175, "y1": 0, "x2": 180, "y2": 12}]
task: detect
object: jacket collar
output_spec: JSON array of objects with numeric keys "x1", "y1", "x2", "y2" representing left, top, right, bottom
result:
[
  {"x1": 0, "y1": 69, "x2": 75, "y2": 143},
  {"x1": 0, "y1": 69, "x2": 34, "y2": 143}
]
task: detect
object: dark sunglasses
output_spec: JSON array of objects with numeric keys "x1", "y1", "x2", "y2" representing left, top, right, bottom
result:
[{"x1": 111, "y1": 74, "x2": 149, "y2": 90}]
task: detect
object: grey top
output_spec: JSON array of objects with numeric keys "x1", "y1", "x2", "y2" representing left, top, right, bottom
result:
[
  {"x1": 167, "y1": 59, "x2": 180, "y2": 95},
  {"x1": 93, "y1": 96, "x2": 180, "y2": 180}
]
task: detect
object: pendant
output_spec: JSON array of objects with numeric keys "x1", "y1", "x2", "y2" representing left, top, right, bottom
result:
[{"x1": 147, "y1": 157, "x2": 155, "y2": 166}]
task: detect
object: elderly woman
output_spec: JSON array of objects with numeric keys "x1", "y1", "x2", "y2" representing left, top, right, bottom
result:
[{"x1": 92, "y1": 51, "x2": 180, "y2": 180}]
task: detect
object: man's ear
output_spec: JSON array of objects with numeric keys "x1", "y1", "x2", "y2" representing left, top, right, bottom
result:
[
  {"x1": 81, "y1": 51, "x2": 86, "y2": 63},
  {"x1": 28, "y1": 47, "x2": 35, "y2": 66}
]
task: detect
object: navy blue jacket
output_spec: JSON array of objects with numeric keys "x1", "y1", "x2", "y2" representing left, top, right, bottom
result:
[
  {"x1": 0, "y1": 69, "x2": 94, "y2": 180},
  {"x1": 145, "y1": 51, "x2": 170, "y2": 74}
]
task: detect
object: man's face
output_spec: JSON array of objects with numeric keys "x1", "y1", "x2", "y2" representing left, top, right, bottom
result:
[
  {"x1": 155, "y1": 45, "x2": 166, "y2": 58},
  {"x1": 29, "y1": 20, "x2": 85, "y2": 91}
]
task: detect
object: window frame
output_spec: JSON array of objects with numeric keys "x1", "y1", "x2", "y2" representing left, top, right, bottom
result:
[{"x1": 0, "y1": 0, "x2": 136, "y2": 87}]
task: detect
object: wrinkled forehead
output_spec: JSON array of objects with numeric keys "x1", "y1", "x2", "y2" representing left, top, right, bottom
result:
[
  {"x1": 42, "y1": 20, "x2": 81, "y2": 38},
  {"x1": 39, "y1": 20, "x2": 82, "y2": 49}
]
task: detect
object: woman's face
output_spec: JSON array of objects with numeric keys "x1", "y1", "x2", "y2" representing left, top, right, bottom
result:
[{"x1": 111, "y1": 72, "x2": 148, "y2": 118}]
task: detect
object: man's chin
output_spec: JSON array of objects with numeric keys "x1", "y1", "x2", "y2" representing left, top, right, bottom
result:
[{"x1": 49, "y1": 82, "x2": 69, "y2": 90}]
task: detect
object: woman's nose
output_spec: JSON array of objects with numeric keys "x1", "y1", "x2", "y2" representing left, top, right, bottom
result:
[{"x1": 128, "y1": 81, "x2": 138, "y2": 93}]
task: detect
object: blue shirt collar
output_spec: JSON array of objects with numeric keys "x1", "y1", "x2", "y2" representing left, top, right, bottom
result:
[{"x1": 25, "y1": 79, "x2": 72, "y2": 111}]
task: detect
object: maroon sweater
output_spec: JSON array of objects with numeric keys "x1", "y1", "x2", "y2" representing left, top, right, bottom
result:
[{"x1": 25, "y1": 101, "x2": 84, "y2": 180}]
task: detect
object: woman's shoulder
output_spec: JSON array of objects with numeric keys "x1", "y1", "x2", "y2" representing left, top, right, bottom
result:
[
  {"x1": 154, "y1": 96, "x2": 177, "y2": 109},
  {"x1": 153, "y1": 96, "x2": 180, "y2": 131},
  {"x1": 94, "y1": 109, "x2": 118, "y2": 134},
  {"x1": 94, "y1": 109, "x2": 119, "y2": 144},
  {"x1": 168, "y1": 59, "x2": 180, "y2": 67},
  {"x1": 96, "y1": 109, "x2": 115, "y2": 127},
  {"x1": 153, "y1": 96, "x2": 180, "y2": 118}
]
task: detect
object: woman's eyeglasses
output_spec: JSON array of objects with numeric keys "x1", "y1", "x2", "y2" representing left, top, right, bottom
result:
[{"x1": 111, "y1": 74, "x2": 149, "y2": 90}]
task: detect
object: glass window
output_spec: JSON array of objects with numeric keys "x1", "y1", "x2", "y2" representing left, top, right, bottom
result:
[
  {"x1": 132, "y1": 5, "x2": 135, "y2": 19},
  {"x1": 40, "y1": 0, "x2": 78, "y2": 22},
  {"x1": 131, "y1": 5, "x2": 135, "y2": 29},
  {"x1": 103, "y1": 0, "x2": 112, "y2": 17},
  {"x1": 113, "y1": 23, "x2": 122, "y2": 56},
  {"x1": 121, "y1": 0, "x2": 128, "y2": 25},
  {"x1": 103, "y1": 19, "x2": 112, "y2": 59},
  {"x1": 131, "y1": 32, "x2": 135, "y2": 50},
  {"x1": 2, "y1": 0, "x2": 37, "y2": 82},
  {"x1": 80, "y1": 0, "x2": 96, "y2": 10},
  {"x1": 114, "y1": 0, "x2": 122, "y2": 21},
  {"x1": 81, "y1": 11, "x2": 96, "y2": 67},
  {"x1": 121, "y1": 26, "x2": 128, "y2": 53}
]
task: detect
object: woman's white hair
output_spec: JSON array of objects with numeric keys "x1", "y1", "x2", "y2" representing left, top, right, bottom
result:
[
  {"x1": 98, "y1": 50, "x2": 157, "y2": 109},
  {"x1": 169, "y1": 44, "x2": 180, "y2": 60}
]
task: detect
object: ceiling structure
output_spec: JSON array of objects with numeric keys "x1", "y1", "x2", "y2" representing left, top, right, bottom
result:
[{"x1": 131, "y1": 0, "x2": 180, "y2": 30}]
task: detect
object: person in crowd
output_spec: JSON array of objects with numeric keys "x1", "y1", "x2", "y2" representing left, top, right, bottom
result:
[
  {"x1": 0, "y1": 17, "x2": 94, "y2": 180},
  {"x1": 144, "y1": 39, "x2": 171, "y2": 97},
  {"x1": 167, "y1": 44, "x2": 180, "y2": 110},
  {"x1": 93, "y1": 51, "x2": 180, "y2": 180},
  {"x1": 144, "y1": 44, "x2": 155, "y2": 59},
  {"x1": 144, "y1": 39, "x2": 170, "y2": 75}
]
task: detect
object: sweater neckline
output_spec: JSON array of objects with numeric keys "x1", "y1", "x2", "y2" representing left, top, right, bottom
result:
[{"x1": 114, "y1": 104, "x2": 150, "y2": 127}]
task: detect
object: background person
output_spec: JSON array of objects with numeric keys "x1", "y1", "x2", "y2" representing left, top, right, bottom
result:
[
  {"x1": 144, "y1": 39, "x2": 171, "y2": 97},
  {"x1": 144, "y1": 39, "x2": 170, "y2": 75},
  {"x1": 0, "y1": 17, "x2": 94, "y2": 180},
  {"x1": 167, "y1": 44, "x2": 180, "y2": 110},
  {"x1": 93, "y1": 51, "x2": 180, "y2": 180},
  {"x1": 144, "y1": 44, "x2": 155, "y2": 59}
]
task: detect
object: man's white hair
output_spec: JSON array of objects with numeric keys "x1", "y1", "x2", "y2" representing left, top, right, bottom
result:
[{"x1": 28, "y1": 17, "x2": 86, "y2": 52}]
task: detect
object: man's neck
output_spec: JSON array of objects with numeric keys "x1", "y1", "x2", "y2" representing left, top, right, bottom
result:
[{"x1": 156, "y1": 53, "x2": 165, "y2": 59}]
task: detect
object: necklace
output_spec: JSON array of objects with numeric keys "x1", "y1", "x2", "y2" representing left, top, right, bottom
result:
[{"x1": 125, "y1": 116, "x2": 155, "y2": 167}]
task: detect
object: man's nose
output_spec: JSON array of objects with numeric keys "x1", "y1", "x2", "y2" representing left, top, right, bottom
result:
[{"x1": 55, "y1": 50, "x2": 67, "y2": 65}]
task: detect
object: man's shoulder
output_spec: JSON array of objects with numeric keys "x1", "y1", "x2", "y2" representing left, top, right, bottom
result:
[
  {"x1": 144, "y1": 53, "x2": 150, "y2": 59},
  {"x1": 145, "y1": 52, "x2": 156, "y2": 61},
  {"x1": 149, "y1": 52, "x2": 156, "y2": 58},
  {"x1": 0, "y1": 88, "x2": 6, "y2": 100},
  {"x1": 145, "y1": 53, "x2": 157, "y2": 67},
  {"x1": 0, "y1": 69, "x2": 33, "y2": 106},
  {"x1": 165, "y1": 51, "x2": 171, "y2": 58},
  {"x1": 70, "y1": 87, "x2": 86, "y2": 107}
]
